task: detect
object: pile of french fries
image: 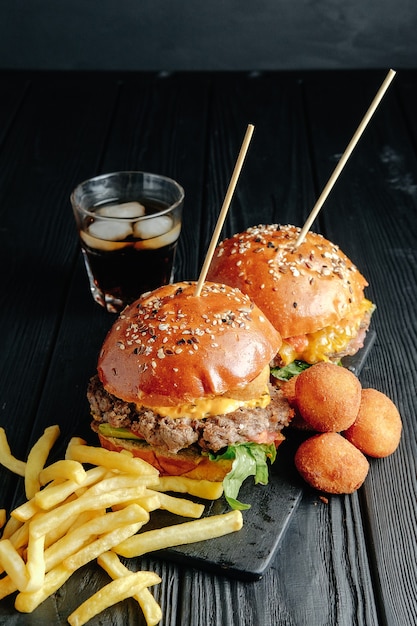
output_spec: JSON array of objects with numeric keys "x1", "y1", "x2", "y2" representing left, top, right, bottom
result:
[{"x1": 0, "y1": 425, "x2": 243, "y2": 625}]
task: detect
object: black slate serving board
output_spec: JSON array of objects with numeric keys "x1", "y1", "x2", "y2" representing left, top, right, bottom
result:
[
  {"x1": 0, "y1": 332, "x2": 376, "y2": 626},
  {"x1": 142, "y1": 330, "x2": 376, "y2": 581}
]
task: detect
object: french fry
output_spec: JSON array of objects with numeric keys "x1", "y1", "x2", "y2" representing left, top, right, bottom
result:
[
  {"x1": 65, "y1": 436, "x2": 86, "y2": 453},
  {"x1": 66, "y1": 441, "x2": 158, "y2": 477},
  {"x1": 98, "y1": 551, "x2": 162, "y2": 626},
  {"x1": 43, "y1": 510, "x2": 84, "y2": 549},
  {"x1": 15, "y1": 564, "x2": 72, "y2": 613},
  {"x1": 44, "y1": 505, "x2": 148, "y2": 572},
  {"x1": 152, "y1": 491, "x2": 205, "y2": 518},
  {"x1": 155, "y1": 476, "x2": 224, "y2": 500},
  {"x1": 111, "y1": 491, "x2": 162, "y2": 513},
  {"x1": 30, "y1": 485, "x2": 148, "y2": 539},
  {"x1": 6, "y1": 520, "x2": 29, "y2": 551},
  {"x1": 11, "y1": 498, "x2": 42, "y2": 522},
  {"x1": 114, "y1": 510, "x2": 243, "y2": 558},
  {"x1": 0, "y1": 425, "x2": 245, "y2": 624},
  {"x1": 25, "y1": 425, "x2": 60, "y2": 499},
  {"x1": 39, "y1": 459, "x2": 86, "y2": 486},
  {"x1": 67, "y1": 571, "x2": 161, "y2": 626},
  {"x1": 1, "y1": 514, "x2": 23, "y2": 540},
  {"x1": 0, "y1": 508, "x2": 6, "y2": 529},
  {"x1": 0, "y1": 539, "x2": 29, "y2": 591},
  {"x1": 0, "y1": 573, "x2": 17, "y2": 601},
  {"x1": 34, "y1": 465, "x2": 108, "y2": 510},
  {"x1": 86, "y1": 473, "x2": 159, "y2": 496},
  {"x1": 64, "y1": 509, "x2": 105, "y2": 533},
  {"x1": 0, "y1": 427, "x2": 26, "y2": 476},
  {"x1": 25, "y1": 533, "x2": 45, "y2": 592},
  {"x1": 63, "y1": 521, "x2": 143, "y2": 573}
]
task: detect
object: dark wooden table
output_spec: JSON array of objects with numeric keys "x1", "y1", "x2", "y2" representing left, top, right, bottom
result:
[{"x1": 1, "y1": 69, "x2": 417, "y2": 625}]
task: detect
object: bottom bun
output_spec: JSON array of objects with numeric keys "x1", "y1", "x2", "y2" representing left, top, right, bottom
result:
[{"x1": 97, "y1": 433, "x2": 234, "y2": 482}]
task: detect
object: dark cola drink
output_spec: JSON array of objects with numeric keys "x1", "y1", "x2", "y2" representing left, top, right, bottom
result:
[
  {"x1": 71, "y1": 171, "x2": 184, "y2": 313},
  {"x1": 79, "y1": 198, "x2": 182, "y2": 312}
]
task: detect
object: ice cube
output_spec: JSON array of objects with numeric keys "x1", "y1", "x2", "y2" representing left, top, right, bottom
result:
[
  {"x1": 133, "y1": 215, "x2": 173, "y2": 240},
  {"x1": 80, "y1": 230, "x2": 131, "y2": 252},
  {"x1": 97, "y1": 201, "x2": 146, "y2": 218},
  {"x1": 88, "y1": 219, "x2": 133, "y2": 241},
  {"x1": 134, "y1": 223, "x2": 181, "y2": 250}
]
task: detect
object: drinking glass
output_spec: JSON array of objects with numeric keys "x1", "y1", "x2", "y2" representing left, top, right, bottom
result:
[{"x1": 71, "y1": 171, "x2": 184, "y2": 312}]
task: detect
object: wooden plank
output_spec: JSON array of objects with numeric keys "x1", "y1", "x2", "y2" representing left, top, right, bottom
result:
[
  {"x1": 180, "y1": 495, "x2": 378, "y2": 626},
  {"x1": 0, "y1": 74, "x2": 30, "y2": 146},
  {"x1": 199, "y1": 72, "x2": 316, "y2": 250},
  {"x1": 98, "y1": 71, "x2": 211, "y2": 282},
  {"x1": 0, "y1": 73, "x2": 120, "y2": 506},
  {"x1": 301, "y1": 69, "x2": 417, "y2": 626}
]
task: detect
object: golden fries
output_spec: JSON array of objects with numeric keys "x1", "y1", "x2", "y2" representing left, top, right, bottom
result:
[
  {"x1": 25, "y1": 533, "x2": 46, "y2": 592},
  {"x1": 153, "y1": 491, "x2": 205, "y2": 518},
  {"x1": 115, "y1": 510, "x2": 243, "y2": 558},
  {"x1": 98, "y1": 551, "x2": 162, "y2": 626},
  {"x1": 25, "y1": 426, "x2": 60, "y2": 499},
  {"x1": 15, "y1": 564, "x2": 72, "y2": 613},
  {"x1": 43, "y1": 506, "x2": 146, "y2": 572},
  {"x1": 67, "y1": 571, "x2": 162, "y2": 626},
  {"x1": 0, "y1": 426, "x2": 245, "y2": 625},
  {"x1": 35, "y1": 465, "x2": 108, "y2": 510},
  {"x1": 61, "y1": 505, "x2": 148, "y2": 572},
  {"x1": 66, "y1": 439, "x2": 158, "y2": 476},
  {"x1": 11, "y1": 498, "x2": 42, "y2": 523},
  {"x1": 0, "y1": 538, "x2": 29, "y2": 591},
  {"x1": 0, "y1": 427, "x2": 26, "y2": 476},
  {"x1": 155, "y1": 475, "x2": 224, "y2": 500},
  {"x1": 39, "y1": 459, "x2": 86, "y2": 486}
]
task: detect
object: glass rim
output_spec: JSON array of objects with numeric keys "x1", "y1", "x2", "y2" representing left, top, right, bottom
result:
[{"x1": 70, "y1": 170, "x2": 185, "y2": 221}]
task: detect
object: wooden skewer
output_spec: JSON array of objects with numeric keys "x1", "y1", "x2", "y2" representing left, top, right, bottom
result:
[
  {"x1": 193, "y1": 123, "x2": 255, "y2": 297},
  {"x1": 294, "y1": 68, "x2": 396, "y2": 249}
]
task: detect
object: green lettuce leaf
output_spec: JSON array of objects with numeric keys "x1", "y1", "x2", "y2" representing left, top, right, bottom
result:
[
  {"x1": 210, "y1": 443, "x2": 277, "y2": 510},
  {"x1": 98, "y1": 424, "x2": 277, "y2": 511},
  {"x1": 270, "y1": 360, "x2": 311, "y2": 381}
]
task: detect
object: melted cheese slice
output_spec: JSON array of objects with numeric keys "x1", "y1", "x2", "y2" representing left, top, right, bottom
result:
[
  {"x1": 146, "y1": 389, "x2": 271, "y2": 420},
  {"x1": 278, "y1": 298, "x2": 375, "y2": 365}
]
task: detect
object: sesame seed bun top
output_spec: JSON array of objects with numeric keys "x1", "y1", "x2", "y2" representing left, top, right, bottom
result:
[
  {"x1": 207, "y1": 224, "x2": 369, "y2": 338},
  {"x1": 97, "y1": 281, "x2": 281, "y2": 407}
]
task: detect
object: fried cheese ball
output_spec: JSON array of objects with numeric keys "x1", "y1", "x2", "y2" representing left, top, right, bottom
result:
[
  {"x1": 344, "y1": 388, "x2": 402, "y2": 457},
  {"x1": 294, "y1": 432, "x2": 369, "y2": 494},
  {"x1": 295, "y1": 362, "x2": 361, "y2": 432}
]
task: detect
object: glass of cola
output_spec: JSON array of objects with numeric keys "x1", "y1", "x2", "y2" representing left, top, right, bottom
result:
[{"x1": 71, "y1": 171, "x2": 184, "y2": 313}]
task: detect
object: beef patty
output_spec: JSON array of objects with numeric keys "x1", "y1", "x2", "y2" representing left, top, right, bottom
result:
[{"x1": 87, "y1": 375, "x2": 293, "y2": 454}]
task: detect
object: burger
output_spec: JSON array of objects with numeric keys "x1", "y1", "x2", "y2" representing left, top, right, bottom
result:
[
  {"x1": 206, "y1": 224, "x2": 374, "y2": 375},
  {"x1": 87, "y1": 281, "x2": 294, "y2": 509}
]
